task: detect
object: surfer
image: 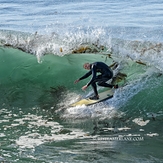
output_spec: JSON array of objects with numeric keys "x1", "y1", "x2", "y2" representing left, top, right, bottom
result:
[{"x1": 74, "y1": 62, "x2": 118, "y2": 100}]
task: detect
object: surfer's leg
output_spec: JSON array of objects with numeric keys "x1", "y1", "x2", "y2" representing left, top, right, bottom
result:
[
  {"x1": 91, "y1": 82, "x2": 98, "y2": 96},
  {"x1": 98, "y1": 79, "x2": 118, "y2": 89},
  {"x1": 97, "y1": 77, "x2": 113, "y2": 88},
  {"x1": 90, "y1": 82, "x2": 99, "y2": 99},
  {"x1": 98, "y1": 81, "x2": 113, "y2": 88}
]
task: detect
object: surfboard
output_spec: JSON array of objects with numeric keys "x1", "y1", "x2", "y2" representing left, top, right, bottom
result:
[{"x1": 70, "y1": 89, "x2": 114, "y2": 107}]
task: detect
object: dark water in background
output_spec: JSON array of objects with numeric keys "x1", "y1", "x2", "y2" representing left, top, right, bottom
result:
[{"x1": 0, "y1": 0, "x2": 163, "y2": 162}]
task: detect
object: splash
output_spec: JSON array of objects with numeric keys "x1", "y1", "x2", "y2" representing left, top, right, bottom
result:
[{"x1": 1, "y1": 29, "x2": 163, "y2": 70}]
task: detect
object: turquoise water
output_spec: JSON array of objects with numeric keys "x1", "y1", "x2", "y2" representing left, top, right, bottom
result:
[{"x1": 0, "y1": 0, "x2": 163, "y2": 162}]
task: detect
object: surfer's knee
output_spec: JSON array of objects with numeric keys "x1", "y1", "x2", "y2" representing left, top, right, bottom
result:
[{"x1": 97, "y1": 81, "x2": 104, "y2": 86}]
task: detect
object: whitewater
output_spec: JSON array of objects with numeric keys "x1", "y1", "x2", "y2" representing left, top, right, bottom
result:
[{"x1": 0, "y1": 0, "x2": 163, "y2": 162}]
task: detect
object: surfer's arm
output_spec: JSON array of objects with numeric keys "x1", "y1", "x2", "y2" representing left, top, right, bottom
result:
[
  {"x1": 79, "y1": 70, "x2": 92, "y2": 81},
  {"x1": 74, "y1": 71, "x2": 92, "y2": 84}
]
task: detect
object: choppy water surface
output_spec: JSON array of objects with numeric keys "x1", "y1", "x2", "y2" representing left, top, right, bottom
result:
[{"x1": 0, "y1": 0, "x2": 163, "y2": 162}]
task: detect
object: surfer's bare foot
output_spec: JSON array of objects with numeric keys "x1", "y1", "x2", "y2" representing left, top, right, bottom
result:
[{"x1": 89, "y1": 95, "x2": 99, "y2": 100}]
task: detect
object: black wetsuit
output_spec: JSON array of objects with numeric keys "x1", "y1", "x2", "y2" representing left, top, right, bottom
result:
[{"x1": 79, "y1": 62, "x2": 113, "y2": 96}]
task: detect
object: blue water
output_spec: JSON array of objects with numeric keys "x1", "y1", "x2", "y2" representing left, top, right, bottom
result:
[{"x1": 0, "y1": 0, "x2": 163, "y2": 162}]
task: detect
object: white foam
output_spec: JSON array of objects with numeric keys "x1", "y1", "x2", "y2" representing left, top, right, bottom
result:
[
  {"x1": 102, "y1": 127, "x2": 131, "y2": 132},
  {"x1": 16, "y1": 130, "x2": 90, "y2": 149},
  {"x1": 132, "y1": 118, "x2": 150, "y2": 126},
  {"x1": 0, "y1": 133, "x2": 5, "y2": 137},
  {"x1": 1, "y1": 29, "x2": 163, "y2": 71},
  {"x1": 12, "y1": 113, "x2": 91, "y2": 149},
  {"x1": 62, "y1": 101, "x2": 125, "y2": 120},
  {"x1": 62, "y1": 77, "x2": 149, "y2": 119},
  {"x1": 146, "y1": 133, "x2": 159, "y2": 137}
]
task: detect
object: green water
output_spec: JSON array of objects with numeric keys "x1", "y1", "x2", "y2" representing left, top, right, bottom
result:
[{"x1": 0, "y1": 47, "x2": 163, "y2": 163}]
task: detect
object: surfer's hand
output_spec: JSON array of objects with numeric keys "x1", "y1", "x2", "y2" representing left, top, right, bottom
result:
[
  {"x1": 82, "y1": 85, "x2": 88, "y2": 91},
  {"x1": 74, "y1": 79, "x2": 79, "y2": 84}
]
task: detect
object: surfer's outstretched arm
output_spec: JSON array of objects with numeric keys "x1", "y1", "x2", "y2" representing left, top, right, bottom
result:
[{"x1": 74, "y1": 70, "x2": 92, "y2": 84}]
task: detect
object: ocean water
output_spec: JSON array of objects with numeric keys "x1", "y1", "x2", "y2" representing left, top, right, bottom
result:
[{"x1": 0, "y1": 0, "x2": 163, "y2": 162}]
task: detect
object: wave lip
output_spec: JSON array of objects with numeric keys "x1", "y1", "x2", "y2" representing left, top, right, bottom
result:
[{"x1": 1, "y1": 29, "x2": 163, "y2": 71}]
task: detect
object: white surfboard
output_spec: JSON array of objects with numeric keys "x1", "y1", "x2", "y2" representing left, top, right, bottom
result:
[{"x1": 70, "y1": 89, "x2": 114, "y2": 107}]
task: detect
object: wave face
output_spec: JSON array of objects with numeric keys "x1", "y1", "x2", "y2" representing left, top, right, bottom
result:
[
  {"x1": 1, "y1": 31, "x2": 163, "y2": 163},
  {"x1": 0, "y1": 29, "x2": 163, "y2": 114}
]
